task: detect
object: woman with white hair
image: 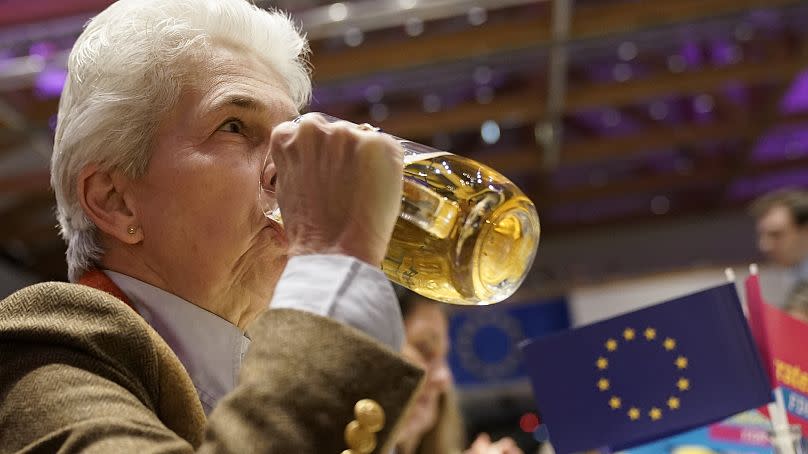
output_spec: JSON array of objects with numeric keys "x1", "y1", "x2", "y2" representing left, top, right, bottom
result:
[{"x1": 0, "y1": 0, "x2": 423, "y2": 452}]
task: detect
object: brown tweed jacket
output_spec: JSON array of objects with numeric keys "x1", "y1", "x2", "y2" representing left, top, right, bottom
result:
[{"x1": 0, "y1": 282, "x2": 423, "y2": 453}]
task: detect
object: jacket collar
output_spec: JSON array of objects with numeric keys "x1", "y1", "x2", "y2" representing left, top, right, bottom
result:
[{"x1": 77, "y1": 269, "x2": 135, "y2": 311}]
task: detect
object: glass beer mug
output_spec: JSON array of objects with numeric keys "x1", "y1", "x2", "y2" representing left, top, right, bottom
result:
[{"x1": 260, "y1": 113, "x2": 540, "y2": 305}]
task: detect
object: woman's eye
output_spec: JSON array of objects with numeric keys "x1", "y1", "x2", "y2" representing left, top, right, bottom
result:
[{"x1": 218, "y1": 119, "x2": 244, "y2": 134}]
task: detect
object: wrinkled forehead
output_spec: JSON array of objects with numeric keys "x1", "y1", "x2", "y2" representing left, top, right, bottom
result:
[
  {"x1": 197, "y1": 41, "x2": 290, "y2": 93},
  {"x1": 176, "y1": 42, "x2": 298, "y2": 122}
]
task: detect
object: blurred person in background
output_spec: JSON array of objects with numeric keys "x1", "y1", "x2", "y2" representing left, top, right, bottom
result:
[
  {"x1": 749, "y1": 188, "x2": 808, "y2": 284},
  {"x1": 0, "y1": 0, "x2": 424, "y2": 452},
  {"x1": 785, "y1": 281, "x2": 808, "y2": 323},
  {"x1": 397, "y1": 292, "x2": 523, "y2": 454}
]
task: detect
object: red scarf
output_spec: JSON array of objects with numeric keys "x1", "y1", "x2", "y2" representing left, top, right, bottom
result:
[{"x1": 77, "y1": 269, "x2": 136, "y2": 311}]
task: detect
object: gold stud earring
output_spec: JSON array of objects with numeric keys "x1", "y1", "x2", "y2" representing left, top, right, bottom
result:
[{"x1": 127, "y1": 226, "x2": 137, "y2": 235}]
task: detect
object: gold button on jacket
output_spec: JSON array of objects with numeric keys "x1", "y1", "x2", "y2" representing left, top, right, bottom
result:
[
  {"x1": 354, "y1": 399, "x2": 385, "y2": 433},
  {"x1": 345, "y1": 420, "x2": 377, "y2": 453}
]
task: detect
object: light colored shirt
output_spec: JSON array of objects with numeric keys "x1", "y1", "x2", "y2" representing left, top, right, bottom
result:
[
  {"x1": 796, "y1": 256, "x2": 808, "y2": 284},
  {"x1": 105, "y1": 254, "x2": 404, "y2": 414}
]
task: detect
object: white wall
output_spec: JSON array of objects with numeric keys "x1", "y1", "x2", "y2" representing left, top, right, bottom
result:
[
  {"x1": 568, "y1": 265, "x2": 793, "y2": 327},
  {"x1": 529, "y1": 212, "x2": 759, "y2": 288}
]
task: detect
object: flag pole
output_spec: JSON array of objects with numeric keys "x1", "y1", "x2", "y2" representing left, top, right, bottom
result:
[{"x1": 769, "y1": 386, "x2": 801, "y2": 454}]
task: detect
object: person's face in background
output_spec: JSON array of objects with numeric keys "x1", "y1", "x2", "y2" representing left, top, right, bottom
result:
[
  {"x1": 400, "y1": 301, "x2": 453, "y2": 440},
  {"x1": 788, "y1": 309, "x2": 808, "y2": 323},
  {"x1": 756, "y1": 205, "x2": 808, "y2": 267}
]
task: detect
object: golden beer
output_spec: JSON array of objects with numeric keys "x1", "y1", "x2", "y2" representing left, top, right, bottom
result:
[
  {"x1": 383, "y1": 148, "x2": 540, "y2": 305},
  {"x1": 261, "y1": 114, "x2": 541, "y2": 305}
]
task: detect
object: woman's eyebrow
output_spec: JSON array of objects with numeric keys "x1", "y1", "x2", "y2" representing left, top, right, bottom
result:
[{"x1": 210, "y1": 94, "x2": 266, "y2": 114}]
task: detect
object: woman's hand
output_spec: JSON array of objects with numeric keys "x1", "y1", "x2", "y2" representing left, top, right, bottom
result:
[
  {"x1": 269, "y1": 113, "x2": 403, "y2": 266},
  {"x1": 465, "y1": 433, "x2": 524, "y2": 454}
]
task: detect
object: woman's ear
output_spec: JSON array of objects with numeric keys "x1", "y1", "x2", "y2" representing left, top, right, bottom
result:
[{"x1": 77, "y1": 164, "x2": 142, "y2": 244}]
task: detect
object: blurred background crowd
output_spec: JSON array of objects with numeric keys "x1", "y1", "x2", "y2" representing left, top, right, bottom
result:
[{"x1": 1, "y1": 0, "x2": 807, "y2": 452}]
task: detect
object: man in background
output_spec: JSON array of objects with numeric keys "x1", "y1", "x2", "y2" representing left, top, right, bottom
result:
[{"x1": 749, "y1": 188, "x2": 808, "y2": 284}]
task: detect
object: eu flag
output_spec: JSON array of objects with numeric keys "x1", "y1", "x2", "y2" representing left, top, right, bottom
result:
[
  {"x1": 448, "y1": 297, "x2": 570, "y2": 387},
  {"x1": 519, "y1": 283, "x2": 771, "y2": 454}
]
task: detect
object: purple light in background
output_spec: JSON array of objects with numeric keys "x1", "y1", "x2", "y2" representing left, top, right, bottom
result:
[
  {"x1": 728, "y1": 168, "x2": 808, "y2": 201},
  {"x1": 648, "y1": 101, "x2": 669, "y2": 120},
  {"x1": 681, "y1": 41, "x2": 703, "y2": 68},
  {"x1": 781, "y1": 70, "x2": 808, "y2": 114},
  {"x1": 29, "y1": 42, "x2": 56, "y2": 59},
  {"x1": 710, "y1": 39, "x2": 742, "y2": 66},
  {"x1": 572, "y1": 108, "x2": 640, "y2": 137},
  {"x1": 549, "y1": 159, "x2": 640, "y2": 191},
  {"x1": 693, "y1": 94, "x2": 715, "y2": 114},
  {"x1": 644, "y1": 150, "x2": 681, "y2": 173},
  {"x1": 586, "y1": 63, "x2": 620, "y2": 83},
  {"x1": 643, "y1": 97, "x2": 686, "y2": 124},
  {"x1": 692, "y1": 94, "x2": 715, "y2": 123},
  {"x1": 752, "y1": 132, "x2": 785, "y2": 162},
  {"x1": 34, "y1": 68, "x2": 67, "y2": 99},
  {"x1": 722, "y1": 81, "x2": 747, "y2": 106},
  {"x1": 612, "y1": 63, "x2": 632, "y2": 82},
  {"x1": 751, "y1": 126, "x2": 808, "y2": 162},
  {"x1": 748, "y1": 9, "x2": 782, "y2": 28},
  {"x1": 546, "y1": 194, "x2": 649, "y2": 224},
  {"x1": 310, "y1": 88, "x2": 329, "y2": 107}
]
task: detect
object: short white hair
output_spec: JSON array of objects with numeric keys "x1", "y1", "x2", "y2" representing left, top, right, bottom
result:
[{"x1": 51, "y1": 0, "x2": 311, "y2": 281}]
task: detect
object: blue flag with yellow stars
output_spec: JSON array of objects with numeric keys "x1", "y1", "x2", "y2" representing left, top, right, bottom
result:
[{"x1": 519, "y1": 283, "x2": 771, "y2": 454}]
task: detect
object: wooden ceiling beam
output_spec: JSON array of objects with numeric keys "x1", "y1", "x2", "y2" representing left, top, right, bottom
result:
[
  {"x1": 539, "y1": 154, "x2": 808, "y2": 209},
  {"x1": 472, "y1": 111, "x2": 808, "y2": 173},
  {"x1": 379, "y1": 58, "x2": 807, "y2": 139},
  {"x1": 540, "y1": 193, "x2": 731, "y2": 234},
  {"x1": 720, "y1": 56, "x2": 808, "y2": 197},
  {"x1": 310, "y1": 0, "x2": 803, "y2": 82}
]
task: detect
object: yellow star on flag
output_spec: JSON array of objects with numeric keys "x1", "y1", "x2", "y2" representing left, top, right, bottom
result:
[
  {"x1": 676, "y1": 377, "x2": 690, "y2": 391},
  {"x1": 628, "y1": 407, "x2": 640, "y2": 420},
  {"x1": 623, "y1": 328, "x2": 636, "y2": 341},
  {"x1": 609, "y1": 396, "x2": 621, "y2": 409},
  {"x1": 596, "y1": 357, "x2": 609, "y2": 370},
  {"x1": 663, "y1": 338, "x2": 676, "y2": 351},
  {"x1": 675, "y1": 356, "x2": 688, "y2": 369},
  {"x1": 597, "y1": 378, "x2": 610, "y2": 391},
  {"x1": 605, "y1": 338, "x2": 618, "y2": 352},
  {"x1": 644, "y1": 327, "x2": 657, "y2": 340},
  {"x1": 667, "y1": 396, "x2": 680, "y2": 410},
  {"x1": 649, "y1": 407, "x2": 662, "y2": 420}
]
